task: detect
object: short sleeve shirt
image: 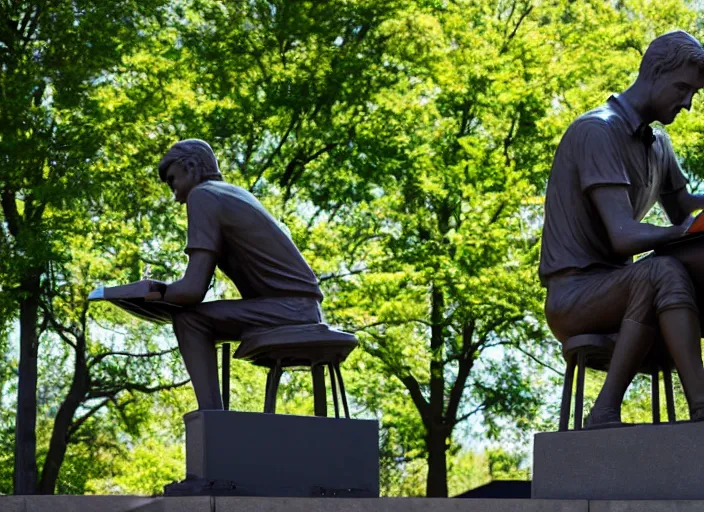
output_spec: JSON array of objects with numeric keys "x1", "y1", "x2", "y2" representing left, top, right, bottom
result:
[
  {"x1": 538, "y1": 95, "x2": 689, "y2": 284},
  {"x1": 185, "y1": 181, "x2": 323, "y2": 300}
]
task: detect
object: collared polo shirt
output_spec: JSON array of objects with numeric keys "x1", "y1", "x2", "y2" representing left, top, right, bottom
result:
[
  {"x1": 185, "y1": 181, "x2": 324, "y2": 301},
  {"x1": 538, "y1": 95, "x2": 689, "y2": 284}
]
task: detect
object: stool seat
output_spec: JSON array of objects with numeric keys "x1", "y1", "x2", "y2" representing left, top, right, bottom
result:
[
  {"x1": 224, "y1": 323, "x2": 358, "y2": 419},
  {"x1": 562, "y1": 334, "x2": 616, "y2": 372},
  {"x1": 559, "y1": 332, "x2": 676, "y2": 431},
  {"x1": 235, "y1": 323, "x2": 358, "y2": 366},
  {"x1": 562, "y1": 333, "x2": 676, "y2": 373}
]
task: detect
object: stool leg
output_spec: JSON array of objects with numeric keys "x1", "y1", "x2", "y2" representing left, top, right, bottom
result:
[
  {"x1": 574, "y1": 352, "x2": 586, "y2": 430},
  {"x1": 328, "y1": 364, "x2": 340, "y2": 418},
  {"x1": 651, "y1": 369, "x2": 660, "y2": 424},
  {"x1": 222, "y1": 343, "x2": 230, "y2": 411},
  {"x1": 334, "y1": 364, "x2": 351, "y2": 419},
  {"x1": 663, "y1": 366, "x2": 676, "y2": 422},
  {"x1": 264, "y1": 371, "x2": 272, "y2": 412},
  {"x1": 264, "y1": 360, "x2": 283, "y2": 414},
  {"x1": 559, "y1": 355, "x2": 576, "y2": 432},
  {"x1": 312, "y1": 364, "x2": 327, "y2": 417}
]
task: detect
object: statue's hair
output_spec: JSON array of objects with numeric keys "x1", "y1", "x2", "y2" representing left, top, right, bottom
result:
[
  {"x1": 158, "y1": 139, "x2": 223, "y2": 183},
  {"x1": 639, "y1": 30, "x2": 704, "y2": 80}
]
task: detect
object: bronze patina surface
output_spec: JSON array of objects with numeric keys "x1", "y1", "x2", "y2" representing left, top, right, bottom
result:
[{"x1": 540, "y1": 31, "x2": 704, "y2": 426}]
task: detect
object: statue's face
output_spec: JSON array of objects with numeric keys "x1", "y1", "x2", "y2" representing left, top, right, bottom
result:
[
  {"x1": 650, "y1": 63, "x2": 704, "y2": 125},
  {"x1": 164, "y1": 161, "x2": 198, "y2": 204}
]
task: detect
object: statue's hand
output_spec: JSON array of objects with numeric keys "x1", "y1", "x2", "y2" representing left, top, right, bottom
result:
[
  {"x1": 145, "y1": 290, "x2": 164, "y2": 301},
  {"x1": 145, "y1": 280, "x2": 167, "y2": 301}
]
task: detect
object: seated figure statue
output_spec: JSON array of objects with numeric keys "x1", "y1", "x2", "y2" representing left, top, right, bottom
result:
[
  {"x1": 540, "y1": 30, "x2": 704, "y2": 427},
  {"x1": 157, "y1": 139, "x2": 323, "y2": 410}
]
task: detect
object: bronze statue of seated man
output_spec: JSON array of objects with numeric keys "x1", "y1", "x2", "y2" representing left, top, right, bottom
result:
[
  {"x1": 540, "y1": 31, "x2": 704, "y2": 427},
  {"x1": 156, "y1": 139, "x2": 323, "y2": 410}
]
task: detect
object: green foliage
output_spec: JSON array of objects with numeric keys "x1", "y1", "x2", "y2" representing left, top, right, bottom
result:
[{"x1": 2, "y1": 0, "x2": 704, "y2": 497}]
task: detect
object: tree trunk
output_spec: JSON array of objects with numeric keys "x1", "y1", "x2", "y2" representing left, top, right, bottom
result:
[
  {"x1": 426, "y1": 423, "x2": 449, "y2": 497},
  {"x1": 426, "y1": 283, "x2": 448, "y2": 497},
  {"x1": 14, "y1": 287, "x2": 40, "y2": 494},
  {"x1": 38, "y1": 341, "x2": 87, "y2": 495},
  {"x1": 37, "y1": 385, "x2": 85, "y2": 494}
]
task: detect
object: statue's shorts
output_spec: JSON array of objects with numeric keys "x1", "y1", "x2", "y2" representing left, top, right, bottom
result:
[
  {"x1": 171, "y1": 296, "x2": 323, "y2": 344},
  {"x1": 545, "y1": 255, "x2": 699, "y2": 343}
]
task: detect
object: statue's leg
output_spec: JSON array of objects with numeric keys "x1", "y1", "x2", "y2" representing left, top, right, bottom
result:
[
  {"x1": 597, "y1": 256, "x2": 704, "y2": 420},
  {"x1": 547, "y1": 255, "x2": 700, "y2": 424},
  {"x1": 172, "y1": 309, "x2": 225, "y2": 410},
  {"x1": 658, "y1": 308, "x2": 704, "y2": 412},
  {"x1": 171, "y1": 297, "x2": 322, "y2": 410},
  {"x1": 547, "y1": 269, "x2": 651, "y2": 425},
  {"x1": 655, "y1": 236, "x2": 704, "y2": 415},
  {"x1": 657, "y1": 234, "x2": 704, "y2": 332},
  {"x1": 591, "y1": 319, "x2": 656, "y2": 423}
]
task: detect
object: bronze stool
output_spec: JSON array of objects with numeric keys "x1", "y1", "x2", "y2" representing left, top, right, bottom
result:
[
  {"x1": 559, "y1": 333, "x2": 676, "y2": 431},
  {"x1": 221, "y1": 324, "x2": 358, "y2": 418}
]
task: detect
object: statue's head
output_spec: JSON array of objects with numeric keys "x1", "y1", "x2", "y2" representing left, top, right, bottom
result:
[
  {"x1": 158, "y1": 139, "x2": 223, "y2": 203},
  {"x1": 638, "y1": 30, "x2": 704, "y2": 125}
]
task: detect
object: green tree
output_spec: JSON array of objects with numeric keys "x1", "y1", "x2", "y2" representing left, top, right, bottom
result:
[
  {"x1": 0, "y1": 0, "x2": 186, "y2": 493},
  {"x1": 175, "y1": 0, "x2": 559, "y2": 497},
  {"x1": 310, "y1": 0, "x2": 556, "y2": 496}
]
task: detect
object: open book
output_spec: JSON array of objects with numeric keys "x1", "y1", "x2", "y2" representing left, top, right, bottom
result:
[
  {"x1": 687, "y1": 211, "x2": 704, "y2": 234},
  {"x1": 88, "y1": 279, "x2": 180, "y2": 325}
]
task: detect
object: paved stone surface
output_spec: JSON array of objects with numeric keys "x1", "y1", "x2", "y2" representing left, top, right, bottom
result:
[
  {"x1": 24, "y1": 495, "x2": 704, "y2": 511},
  {"x1": 533, "y1": 422, "x2": 704, "y2": 500},
  {"x1": 0, "y1": 496, "x2": 25, "y2": 512},
  {"x1": 1, "y1": 496, "x2": 590, "y2": 512},
  {"x1": 591, "y1": 502, "x2": 704, "y2": 512},
  {"x1": 214, "y1": 497, "x2": 588, "y2": 511},
  {"x1": 130, "y1": 496, "x2": 212, "y2": 512},
  {"x1": 19, "y1": 495, "x2": 152, "y2": 512},
  {"x1": 14, "y1": 496, "x2": 704, "y2": 511}
]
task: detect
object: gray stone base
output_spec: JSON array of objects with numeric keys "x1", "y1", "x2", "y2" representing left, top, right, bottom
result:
[
  {"x1": 533, "y1": 422, "x2": 704, "y2": 500},
  {"x1": 181, "y1": 410, "x2": 379, "y2": 497},
  {"x1": 13, "y1": 496, "x2": 704, "y2": 512},
  {"x1": 1, "y1": 496, "x2": 590, "y2": 512}
]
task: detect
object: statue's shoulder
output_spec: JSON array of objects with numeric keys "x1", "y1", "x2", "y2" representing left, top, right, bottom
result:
[
  {"x1": 573, "y1": 104, "x2": 620, "y2": 129},
  {"x1": 193, "y1": 180, "x2": 247, "y2": 198},
  {"x1": 193, "y1": 181, "x2": 269, "y2": 213},
  {"x1": 564, "y1": 104, "x2": 622, "y2": 143}
]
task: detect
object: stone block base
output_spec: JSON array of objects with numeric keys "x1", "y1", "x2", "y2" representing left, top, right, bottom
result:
[
  {"x1": 179, "y1": 410, "x2": 379, "y2": 497},
  {"x1": 2, "y1": 496, "x2": 591, "y2": 512},
  {"x1": 533, "y1": 422, "x2": 704, "y2": 500}
]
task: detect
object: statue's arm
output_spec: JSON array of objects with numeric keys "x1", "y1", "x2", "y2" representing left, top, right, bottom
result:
[
  {"x1": 590, "y1": 186, "x2": 691, "y2": 257},
  {"x1": 163, "y1": 250, "x2": 217, "y2": 305},
  {"x1": 661, "y1": 188, "x2": 704, "y2": 225}
]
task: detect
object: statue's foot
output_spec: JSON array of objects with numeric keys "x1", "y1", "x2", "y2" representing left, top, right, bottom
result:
[{"x1": 584, "y1": 406, "x2": 632, "y2": 429}]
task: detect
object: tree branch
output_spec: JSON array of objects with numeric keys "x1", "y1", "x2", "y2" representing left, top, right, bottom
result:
[
  {"x1": 1, "y1": 188, "x2": 20, "y2": 237},
  {"x1": 401, "y1": 373, "x2": 430, "y2": 425},
  {"x1": 451, "y1": 403, "x2": 486, "y2": 426},
  {"x1": 89, "y1": 346, "x2": 179, "y2": 368},
  {"x1": 68, "y1": 398, "x2": 111, "y2": 438},
  {"x1": 500, "y1": 3, "x2": 533, "y2": 54},
  {"x1": 249, "y1": 113, "x2": 299, "y2": 191},
  {"x1": 318, "y1": 268, "x2": 368, "y2": 283},
  {"x1": 41, "y1": 304, "x2": 77, "y2": 350},
  {"x1": 88, "y1": 378, "x2": 190, "y2": 399},
  {"x1": 353, "y1": 318, "x2": 434, "y2": 331},
  {"x1": 445, "y1": 320, "x2": 475, "y2": 423},
  {"x1": 502, "y1": 342, "x2": 564, "y2": 376}
]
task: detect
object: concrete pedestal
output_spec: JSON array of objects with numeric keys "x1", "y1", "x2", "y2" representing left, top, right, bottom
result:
[
  {"x1": 533, "y1": 422, "x2": 704, "y2": 500},
  {"x1": 1, "y1": 496, "x2": 592, "y2": 512},
  {"x1": 179, "y1": 410, "x2": 379, "y2": 497}
]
